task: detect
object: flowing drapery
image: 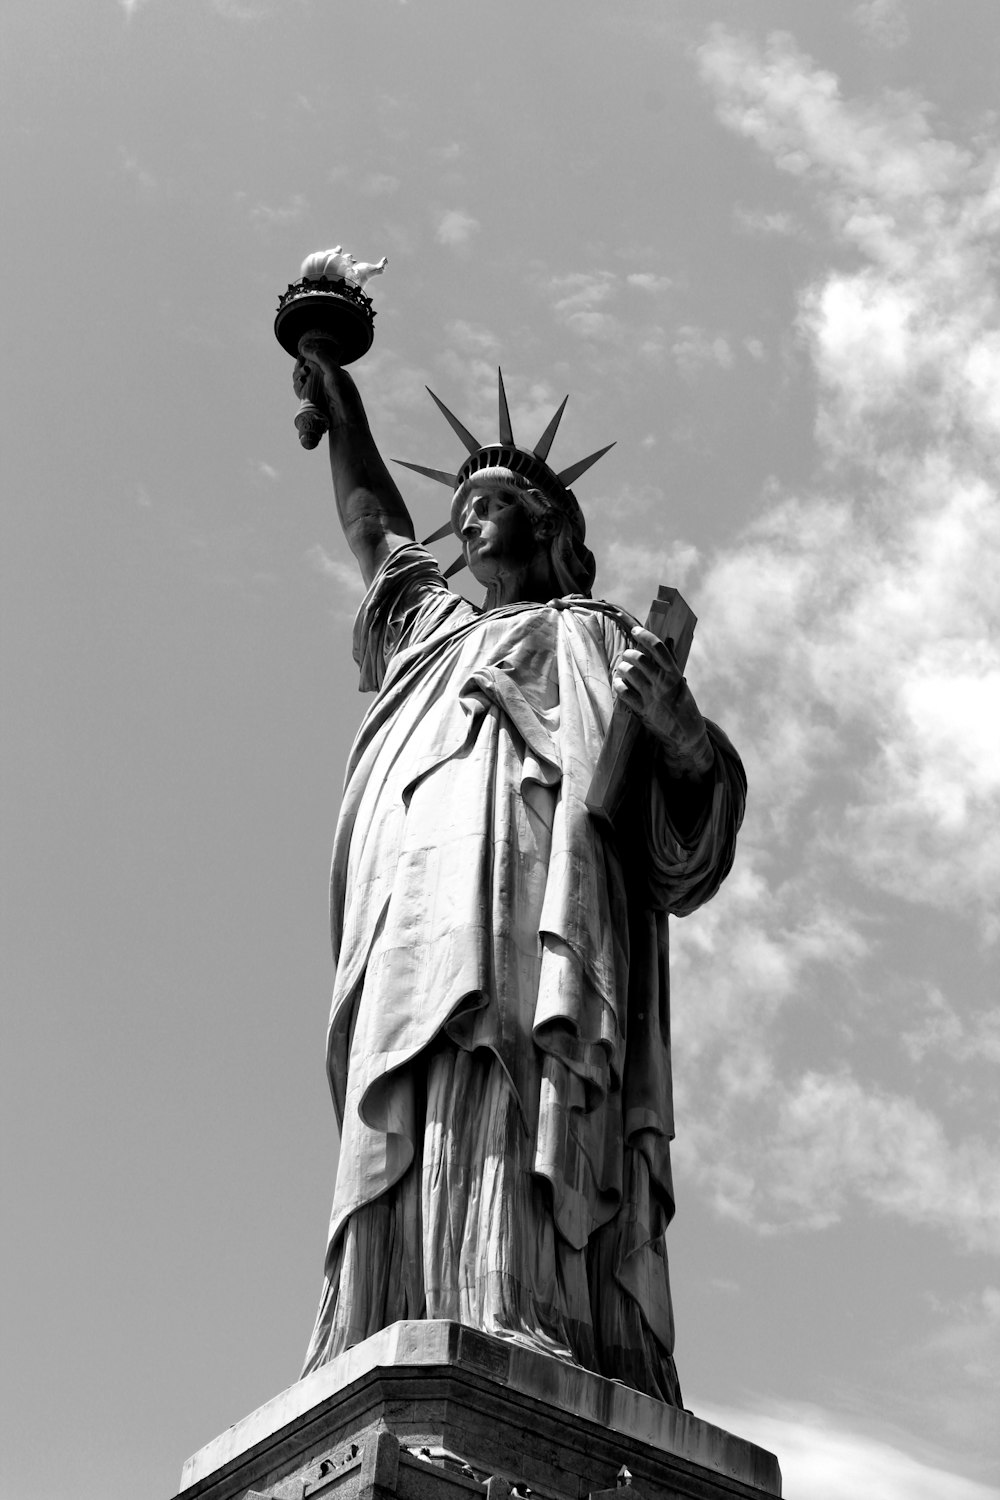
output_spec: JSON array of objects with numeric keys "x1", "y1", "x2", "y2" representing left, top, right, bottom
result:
[{"x1": 303, "y1": 544, "x2": 745, "y2": 1403}]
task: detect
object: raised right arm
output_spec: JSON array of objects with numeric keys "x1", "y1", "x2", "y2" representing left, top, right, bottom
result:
[{"x1": 295, "y1": 335, "x2": 415, "y2": 588}]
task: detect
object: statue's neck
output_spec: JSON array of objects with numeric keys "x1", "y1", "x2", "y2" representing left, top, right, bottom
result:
[{"x1": 485, "y1": 555, "x2": 560, "y2": 609}]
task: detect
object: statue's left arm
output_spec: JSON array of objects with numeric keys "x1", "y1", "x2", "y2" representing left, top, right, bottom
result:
[
  {"x1": 613, "y1": 624, "x2": 714, "y2": 817},
  {"x1": 612, "y1": 623, "x2": 745, "y2": 912}
]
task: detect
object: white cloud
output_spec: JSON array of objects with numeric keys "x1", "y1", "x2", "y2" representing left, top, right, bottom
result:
[
  {"x1": 902, "y1": 989, "x2": 1000, "y2": 1067},
  {"x1": 597, "y1": 537, "x2": 701, "y2": 613},
  {"x1": 249, "y1": 193, "x2": 308, "y2": 231},
  {"x1": 668, "y1": 841, "x2": 1000, "y2": 1251},
  {"x1": 212, "y1": 0, "x2": 276, "y2": 18},
  {"x1": 697, "y1": 1403, "x2": 1000, "y2": 1500},
  {"x1": 435, "y1": 209, "x2": 480, "y2": 248},
  {"x1": 445, "y1": 320, "x2": 501, "y2": 359},
  {"x1": 361, "y1": 173, "x2": 400, "y2": 197},
  {"x1": 550, "y1": 273, "x2": 615, "y2": 313},
  {"x1": 547, "y1": 272, "x2": 625, "y2": 344},
  {"x1": 304, "y1": 544, "x2": 366, "y2": 620},
  {"x1": 118, "y1": 147, "x2": 157, "y2": 201},
  {"x1": 541, "y1": 268, "x2": 671, "y2": 349},
  {"x1": 692, "y1": 30, "x2": 1000, "y2": 938},
  {"x1": 734, "y1": 205, "x2": 803, "y2": 238},
  {"x1": 699, "y1": 29, "x2": 971, "y2": 206},
  {"x1": 852, "y1": 0, "x2": 911, "y2": 51},
  {"x1": 897, "y1": 1288, "x2": 1000, "y2": 1464},
  {"x1": 767, "y1": 1072, "x2": 1000, "y2": 1247},
  {"x1": 431, "y1": 142, "x2": 464, "y2": 162},
  {"x1": 672, "y1": 324, "x2": 734, "y2": 377},
  {"x1": 122, "y1": 0, "x2": 274, "y2": 14},
  {"x1": 627, "y1": 272, "x2": 673, "y2": 294},
  {"x1": 658, "y1": 34, "x2": 1000, "y2": 1254}
]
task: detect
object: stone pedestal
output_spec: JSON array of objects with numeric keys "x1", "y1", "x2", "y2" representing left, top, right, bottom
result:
[{"x1": 173, "y1": 1322, "x2": 780, "y2": 1500}]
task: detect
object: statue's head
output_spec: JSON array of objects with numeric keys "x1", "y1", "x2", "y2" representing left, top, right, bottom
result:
[
  {"x1": 451, "y1": 466, "x2": 596, "y2": 596},
  {"x1": 395, "y1": 371, "x2": 613, "y2": 599}
]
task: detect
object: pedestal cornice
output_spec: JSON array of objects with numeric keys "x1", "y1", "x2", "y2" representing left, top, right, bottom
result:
[{"x1": 175, "y1": 1321, "x2": 780, "y2": 1500}]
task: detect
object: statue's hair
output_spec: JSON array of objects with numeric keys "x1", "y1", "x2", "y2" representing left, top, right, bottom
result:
[
  {"x1": 451, "y1": 467, "x2": 596, "y2": 598},
  {"x1": 517, "y1": 485, "x2": 597, "y2": 597}
]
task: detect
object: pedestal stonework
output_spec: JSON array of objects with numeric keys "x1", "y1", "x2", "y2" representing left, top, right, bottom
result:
[{"x1": 173, "y1": 1322, "x2": 780, "y2": 1500}]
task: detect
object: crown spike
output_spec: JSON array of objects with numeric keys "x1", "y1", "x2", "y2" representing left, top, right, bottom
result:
[
  {"x1": 497, "y1": 368, "x2": 514, "y2": 446},
  {"x1": 557, "y1": 441, "x2": 616, "y2": 489},
  {"x1": 394, "y1": 459, "x2": 459, "y2": 487},
  {"x1": 443, "y1": 554, "x2": 468, "y2": 579},
  {"x1": 421, "y1": 520, "x2": 456, "y2": 545},
  {"x1": 426, "y1": 387, "x2": 481, "y2": 454},
  {"x1": 533, "y1": 396, "x2": 569, "y2": 463}
]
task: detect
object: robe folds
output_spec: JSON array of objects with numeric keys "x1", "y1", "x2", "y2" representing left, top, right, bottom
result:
[{"x1": 303, "y1": 543, "x2": 746, "y2": 1403}]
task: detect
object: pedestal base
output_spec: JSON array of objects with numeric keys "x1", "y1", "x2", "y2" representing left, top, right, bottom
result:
[{"x1": 174, "y1": 1322, "x2": 780, "y2": 1500}]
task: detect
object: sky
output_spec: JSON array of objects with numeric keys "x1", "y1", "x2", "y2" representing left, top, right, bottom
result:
[{"x1": 1, "y1": 2, "x2": 998, "y2": 1499}]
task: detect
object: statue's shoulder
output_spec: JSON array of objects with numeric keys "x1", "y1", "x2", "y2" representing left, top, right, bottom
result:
[{"x1": 553, "y1": 594, "x2": 639, "y2": 644}]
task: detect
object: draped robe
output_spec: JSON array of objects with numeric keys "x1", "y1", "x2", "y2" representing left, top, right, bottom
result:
[{"x1": 303, "y1": 543, "x2": 746, "y2": 1403}]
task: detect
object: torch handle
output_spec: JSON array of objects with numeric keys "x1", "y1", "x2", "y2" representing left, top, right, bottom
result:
[
  {"x1": 294, "y1": 364, "x2": 330, "y2": 451},
  {"x1": 293, "y1": 332, "x2": 346, "y2": 450}
]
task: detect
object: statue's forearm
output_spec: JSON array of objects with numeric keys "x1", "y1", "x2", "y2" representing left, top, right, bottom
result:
[
  {"x1": 321, "y1": 367, "x2": 415, "y2": 572},
  {"x1": 328, "y1": 428, "x2": 415, "y2": 552},
  {"x1": 654, "y1": 740, "x2": 715, "y2": 838}
]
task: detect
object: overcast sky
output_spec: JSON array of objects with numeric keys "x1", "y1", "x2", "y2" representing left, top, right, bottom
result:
[{"x1": 2, "y1": 3, "x2": 998, "y2": 1499}]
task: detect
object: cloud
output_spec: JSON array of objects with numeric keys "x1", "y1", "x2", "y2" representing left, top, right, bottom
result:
[
  {"x1": 304, "y1": 544, "x2": 366, "y2": 620},
  {"x1": 657, "y1": 31, "x2": 1000, "y2": 1253},
  {"x1": 697, "y1": 1402, "x2": 1000, "y2": 1500},
  {"x1": 121, "y1": 0, "x2": 274, "y2": 13},
  {"x1": 547, "y1": 272, "x2": 624, "y2": 344},
  {"x1": 671, "y1": 324, "x2": 734, "y2": 377},
  {"x1": 248, "y1": 193, "x2": 308, "y2": 231},
  {"x1": 627, "y1": 272, "x2": 673, "y2": 294},
  {"x1": 901, "y1": 989, "x2": 1000, "y2": 1067},
  {"x1": 852, "y1": 0, "x2": 911, "y2": 51},
  {"x1": 699, "y1": 28, "x2": 971, "y2": 204},
  {"x1": 920, "y1": 1288, "x2": 1000, "y2": 1434},
  {"x1": 361, "y1": 173, "x2": 400, "y2": 197},
  {"x1": 118, "y1": 147, "x2": 157, "y2": 201},
  {"x1": 212, "y1": 0, "x2": 274, "y2": 16},
  {"x1": 693, "y1": 29, "x2": 1000, "y2": 936},
  {"x1": 431, "y1": 142, "x2": 464, "y2": 162},
  {"x1": 549, "y1": 273, "x2": 615, "y2": 315},
  {"x1": 541, "y1": 267, "x2": 672, "y2": 351},
  {"x1": 596, "y1": 533, "x2": 702, "y2": 609},
  {"x1": 770, "y1": 1073, "x2": 999, "y2": 1246},
  {"x1": 445, "y1": 320, "x2": 501, "y2": 359},
  {"x1": 435, "y1": 209, "x2": 480, "y2": 248},
  {"x1": 734, "y1": 205, "x2": 803, "y2": 238}
]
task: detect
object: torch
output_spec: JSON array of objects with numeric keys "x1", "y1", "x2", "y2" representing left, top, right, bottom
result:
[{"x1": 274, "y1": 246, "x2": 387, "y2": 448}]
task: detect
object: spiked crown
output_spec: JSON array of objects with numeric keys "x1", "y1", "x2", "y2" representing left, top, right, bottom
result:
[{"x1": 395, "y1": 370, "x2": 614, "y2": 579}]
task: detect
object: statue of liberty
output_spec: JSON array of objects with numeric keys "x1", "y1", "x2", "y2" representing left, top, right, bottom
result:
[{"x1": 292, "y1": 340, "x2": 745, "y2": 1407}]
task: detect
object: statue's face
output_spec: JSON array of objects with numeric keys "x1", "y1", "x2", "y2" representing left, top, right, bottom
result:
[{"x1": 458, "y1": 483, "x2": 543, "y2": 585}]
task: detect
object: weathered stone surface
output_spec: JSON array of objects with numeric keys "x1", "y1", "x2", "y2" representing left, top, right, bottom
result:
[{"x1": 174, "y1": 1322, "x2": 780, "y2": 1500}]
